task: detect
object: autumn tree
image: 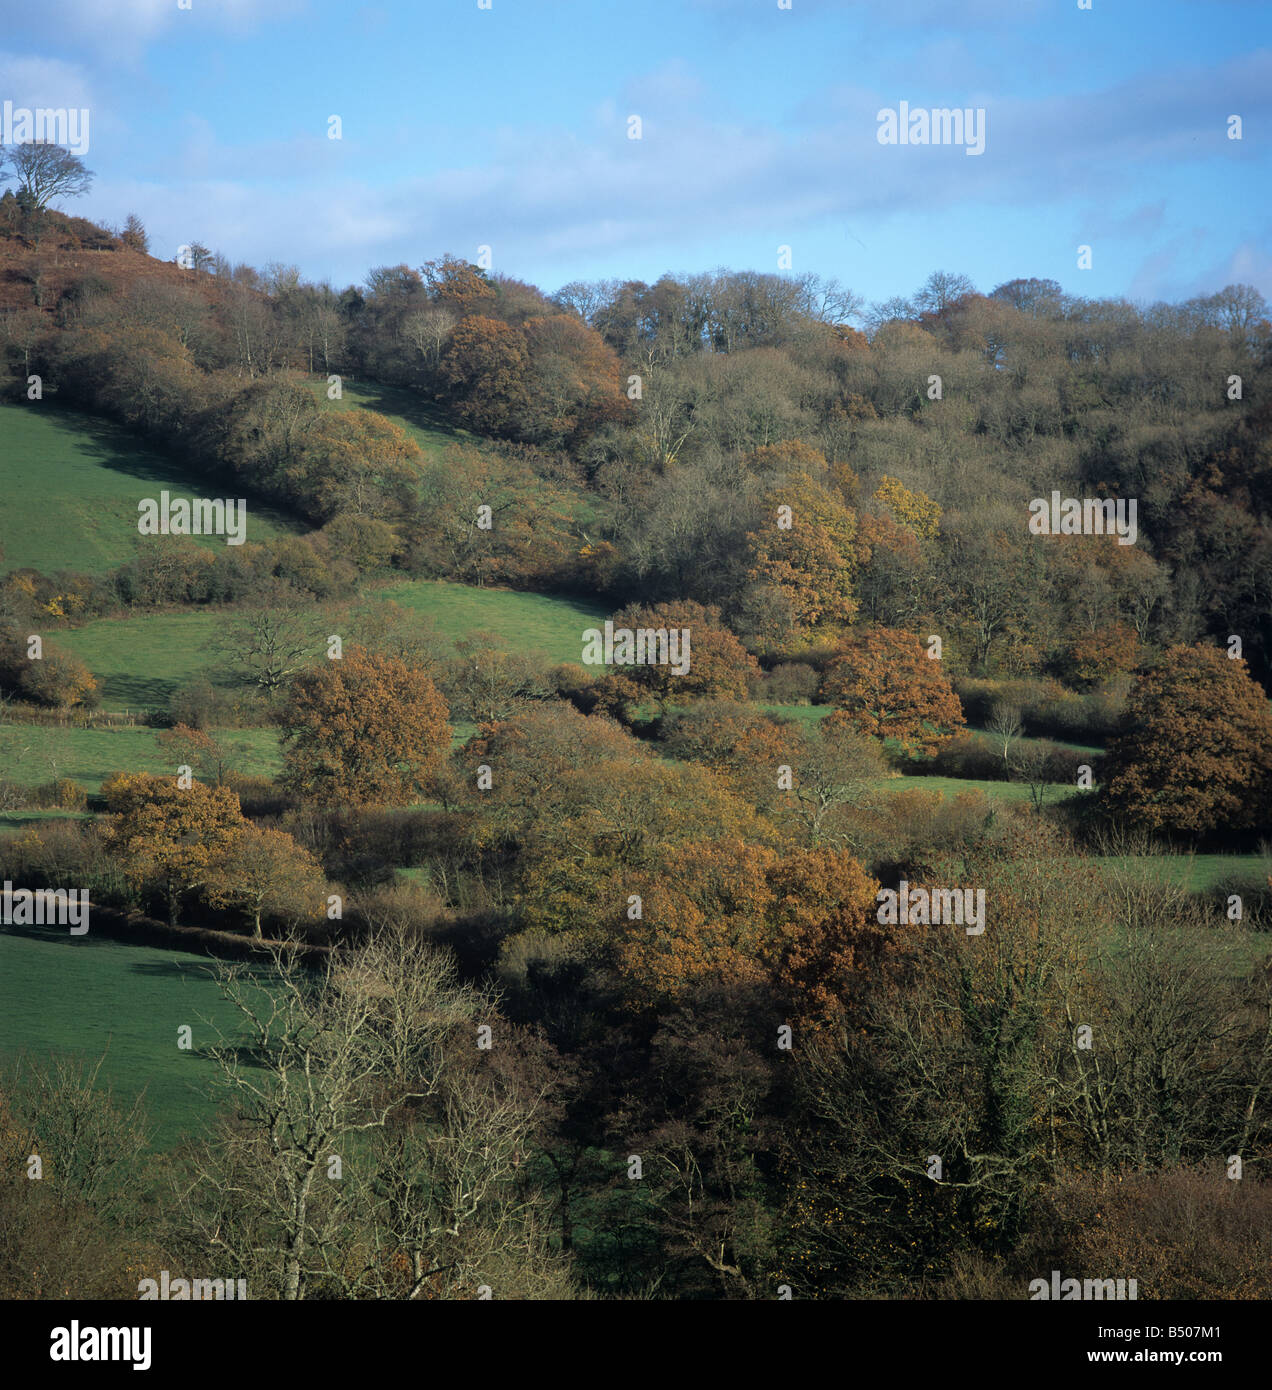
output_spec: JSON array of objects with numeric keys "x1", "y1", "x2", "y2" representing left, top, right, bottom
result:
[
  {"x1": 437, "y1": 316, "x2": 531, "y2": 435},
  {"x1": 614, "y1": 839, "x2": 777, "y2": 1007},
  {"x1": 741, "y1": 439, "x2": 829, "y2": 479},
  {"x1": 154, "y1": 724, "x2": 235, "y2": 786},
  {"x1": 458, "y1": 703, "x2": 759, "y2": 937},
  {"x1": 204, "y1": 825, "x2": 326, "y2": 938},
  {"x1": 517, "y1": 757, "x2": 761, "y2": 938},
  {"x1": 597, "y1": 600, "x2": 760, "y2": 712},
  {"x1": 742, "y1": 471, "x2": 860, "y2": 650},
  {"x1": 776, "y1": 722, "x2": 887, "y2": 847},
  {"x1": 1102, "y1": 644, "x2": 1272, "y2": 836},
  {"x1": 613, "y1": 839, "x2": 882, "y2": 1032},
  {"x1": 873, "y1": 475, "x2": 940, "y2": 541},
  {"x1": 760, "y1": 847, "x2": 885, "y2": 1031},
  {"x1": 11, "y1": 645, "x2": 99, "y2": 709},
  {"x1": 419, "y1": 254, "x2": 497, "y2": 317},
  {"x1": 102, "y1": 772, "x2": 247, "y2": 924},
  {"x1": 279, "y1": 647, "x2": 451, "y2": 807},
  {"x1": 822, "y1": 627, "x2": 965, "y2": 757},
  {"x1": 1063, "y1": 622, "x2": 1139, "y2": 688},
  {"x1": 520, "y1": 312, "x2": 627, "y2": 447},
  {"x1": 296, "y1": 410, "x2": 424, "y2": 521},
  {"x1": 659, "y1": 699, "x2": 791, "y2": 808}
]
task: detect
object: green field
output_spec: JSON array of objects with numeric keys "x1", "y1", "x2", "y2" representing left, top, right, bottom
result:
[
  {"x1": 0, "y1": 724, "x2": 280, "y2": 791},
  {"x1": 0, "y1": 809, "x2": 94, "y2": 835},
  {"x1": 0, "y1": 926, "x2": 251, "y2": 1148},
  {"x1": 0, "y1": 403, "x2": 303, "y2": 575},
  {"x1": 762, "y1": 702, "x2": 829, "y2": 727},
  {"x1": 376, "y1": 578, "x2": 608, "y2": 667},
  {"x1": 5, "y1": 577, "x2": 599, "y2": 783},
  {"x1": 53, "y1": 581, "x2": 607, "y2": 712},
  {"x1": 309, "y1": 377, "x2": 468, "y2": 458},
  {"x1": 882, "y1": 773, "x2": 1071, "y2": 803},
  {"x1": 1090, "y1": 853, "x2": 1270, "y2": 893},
  {"x1": 58, "y1": 610, "x2": 238, "y2": 707}
]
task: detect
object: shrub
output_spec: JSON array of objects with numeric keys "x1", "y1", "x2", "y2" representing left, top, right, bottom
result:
[
  {"x1": 764, "y1": 662, "x2": 820, "y2": 704},
  {"x1": 31, "y1": 778, "x2": 89, "y2": 811}
]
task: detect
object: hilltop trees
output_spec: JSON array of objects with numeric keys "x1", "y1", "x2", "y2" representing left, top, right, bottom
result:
[
  {"x1": 438, "y1": 316, "x2": 530, "y2": 435},
  {"x1": 436, "y1": 311, "x2": 625, "y2": 447},
  {"x1": 0, "y1": 142, "x2": 93, "y2": 213}
]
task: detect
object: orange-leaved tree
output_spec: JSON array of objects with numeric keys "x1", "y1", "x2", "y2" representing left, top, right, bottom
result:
[
  {"x1": 279, "y1": 647, "x2": 451, "y2": 807},
  {"x1": 744, "y1": 471, "x2": 859, "y2": 647},
  {"x1": 204, "y1": 825, "x2": 327, "y2": 938},
  {"x1": 613, "y1": 841, "x2": 884, "y2": 1031},
  {"x1": 613, "y1": 838, "x2": 777, "y2": 1008},
  {"x1": 1063, "y1": 622, "x2": 1139, "y2": 688},
  {"x1": 596, "y1": 600, "x2": 760, "y2": 712},
  {"x1": 102, "y1": 772, "x2": 247, "y2": 925},
  {"x1": 822, "y1": 626, "x2": 965, "y2": 758},
  {"x1": 1102, "y1": 643, "x2": 1272, "y2": 836},
  {"x1": 437, "y1": 315, "x2": 531, "y2": 436},
  {"x1": 297, "y1": 409, "x2": 424, "y2": 521},
  {"x1": 873, "y1": 475, "x2": 941, "y2": 541},
  {"x1": 760, "y1": 847, "x2": 885, "y2": 1032}
]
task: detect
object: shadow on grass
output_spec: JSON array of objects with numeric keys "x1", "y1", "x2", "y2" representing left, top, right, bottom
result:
[
  {"x1": 348, "y1": 382, "x2": 467, "y2": 443},
  {"x1": 42, "y1": 404, "x2": 309, "y2": 534}
]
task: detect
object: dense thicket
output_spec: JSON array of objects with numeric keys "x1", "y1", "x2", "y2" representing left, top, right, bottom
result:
[{"x1": 2, "y1": 204, "x2": 1270, "y2": 1302}]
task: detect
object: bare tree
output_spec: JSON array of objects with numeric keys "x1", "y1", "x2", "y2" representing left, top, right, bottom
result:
[
  {"x1": 215, "y1": 585, "x2": 324, "y2": 692},
  {"x1": 987, "y1": 700, "x2": 1023, "y2": 777},
  {"x1": 177, "y1": 933, "x2": 565, "y2": 1300},
  {"x1": 779, "y1": 725, "x2": 886, "y2": 848},
  {"x1": 914, "y1": 269, "x2": 976, "y2": 315},
  {"x1": 402, "y1": 304, "x2": 458, "y2": 369}
]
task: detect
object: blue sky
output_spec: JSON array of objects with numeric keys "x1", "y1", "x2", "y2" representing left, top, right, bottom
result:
[{"x1": 1, "y1": 0, "x2": 1268, "y2": 310}]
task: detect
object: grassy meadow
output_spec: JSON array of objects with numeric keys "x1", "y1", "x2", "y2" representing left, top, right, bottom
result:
[
  {"x1": 0, "y1": 402, "x2": 302, "y2": 575},
  {"x1": 0, "y1": 925, "x2": 248, "y2": 1148}
]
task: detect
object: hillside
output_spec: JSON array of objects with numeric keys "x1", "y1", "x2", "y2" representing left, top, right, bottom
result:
[{"x1": 0, "y1": 402, "x2": 305, "y2": 574}]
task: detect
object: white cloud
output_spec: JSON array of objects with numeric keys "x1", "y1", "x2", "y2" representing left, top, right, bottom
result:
[
  {"x1": 0, "y1": 52, "x2": 93, "y2": 108},
  {"x1": 0, "y1": 0, "x2": 304, "y2": 62}
]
